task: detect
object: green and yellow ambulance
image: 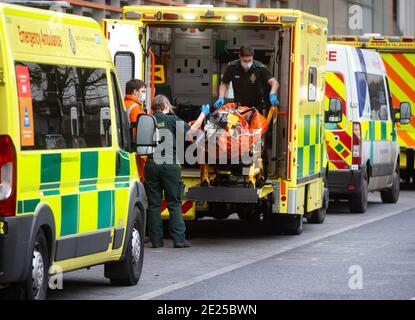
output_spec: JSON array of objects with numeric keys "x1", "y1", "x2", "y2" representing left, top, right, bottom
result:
[{"x1": 0, "y1": 3, "x2": 147, "y2": 300}]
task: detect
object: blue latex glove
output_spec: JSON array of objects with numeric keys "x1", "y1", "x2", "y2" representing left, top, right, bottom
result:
[
  {"x1": 270, "y1": 93, "x2": 279, "y2": 106},
  {"x1": 213, "y1": 98, "x2": 225, "y2": 109},
  {"x1": 201, "y1": 104, "x2": 210, "y2": 116}
]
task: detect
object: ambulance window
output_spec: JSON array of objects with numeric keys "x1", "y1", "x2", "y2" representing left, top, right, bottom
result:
[
  {"x1": 367, "y1": 73, "x2": 389, "y2": 121},
  {"x1": 18, "y1": 62, "x2": 67, "y2": 150},
  {"x1": 111, "y1": 72, "x2": 130, "y2": 151},
  {"x1": 308, "y1": 67, "x2": 317, "y2": 102},
  {"x1": 18, "y1": 62, "x2": 112, "y2": 150},
  {"x1": 77, "y1": 68, "x2": 112, "y2": 148}
]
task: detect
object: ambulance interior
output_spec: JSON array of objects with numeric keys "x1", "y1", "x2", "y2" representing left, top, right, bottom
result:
[{"x1": 145, "y1": 25, "x2": 292, "y2": 179}]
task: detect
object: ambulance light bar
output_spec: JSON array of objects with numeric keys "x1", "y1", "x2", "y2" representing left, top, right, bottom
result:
[{"x1": 125, "y1": 12, "x2": 141, "y2": 19}]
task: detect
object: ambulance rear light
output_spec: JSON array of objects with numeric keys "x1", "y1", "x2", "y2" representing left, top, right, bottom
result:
[
  {"x1": 0, "y1": 136, "x2": 17, "y2": 217},
  {"x1": 243, "y1": 14, "x2": 259, "y2": 22},
  {"x1": 388, "y1": 36, "x2": 401, "y2": 42},
  {"x1": 224, "y1": 15, "x2": 239, "y2": 22},
  {"x1": 352, "y1": 123, "x2": 362, "y2": 166},
  {"x1": 280, "y1": 16, "x2": 297, "y2": 23},
  {"x1": 183, "y1": 14, "x2": 196, "y2": 20},
  {"x1": 402, "y1": 37, "x2": 415, "y2": 43},
  {"x1": 124, "y1": 12, "x2": 141, "y2": 20},
  {"x1": 357, "y1": 36, "x2": 369, "y2": 42},
  {"x1": 344, "y1": 36, "x2": 357, "y2": 42},
  {"x1": 266, "y1": 16, "x2": 279, "y2": 22},
  {"x1": 329, "y1": 36, "x2": 346, "y2": 41},
  {"x1": 143, "y1": 13, "x2": 157, "y2": 19},
  {"x1": 163, "y1": 13, "x2": 179, "y2": 20}
]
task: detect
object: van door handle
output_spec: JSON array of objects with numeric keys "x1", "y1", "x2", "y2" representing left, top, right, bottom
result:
[{"x1": 116, "y1": 151, "x2": 121, "y2": 176}]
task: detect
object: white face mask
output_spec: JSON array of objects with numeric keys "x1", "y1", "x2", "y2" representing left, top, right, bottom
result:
[
  {"x1": 241, "y1": 61, "x2": 253, "y2": 71},
  {"x1": 139, "y1": 92, "x2": 146, "y2": 102}
]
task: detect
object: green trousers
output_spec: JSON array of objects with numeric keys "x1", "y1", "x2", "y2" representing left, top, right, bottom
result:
[{"x1": 144, "y1": 159, "x2": 185, "y2": 245}]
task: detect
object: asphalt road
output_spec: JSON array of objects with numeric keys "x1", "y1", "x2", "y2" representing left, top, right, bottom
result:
[{"x1": 48, "y1": 190, "x2": 415, "y2": 300}]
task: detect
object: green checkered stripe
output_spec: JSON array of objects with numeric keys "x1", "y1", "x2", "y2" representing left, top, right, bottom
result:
[
  {"x1": 297, "y1": 114, "x2": 322, "y2": 179},
  {"x1": 17, "y1": 150, "x2": 131, "y2": 236}
]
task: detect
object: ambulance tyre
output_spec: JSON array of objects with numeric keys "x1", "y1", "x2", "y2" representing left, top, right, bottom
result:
[
  {"x1": 106, "y1": 207, "x2": 144, "y2": 286},
  {"x1": 19, "y1": 229, "x2": 49, "y2": 300},
  {"x1": 381, "y1": 165, "x2": 400, "y2": 204},
  {"x1": 307, "y1": 185, "x2": 329, "y2": 224},
  {"x1": 349, "y1": 175, "x2": 368, "y2": 214}
]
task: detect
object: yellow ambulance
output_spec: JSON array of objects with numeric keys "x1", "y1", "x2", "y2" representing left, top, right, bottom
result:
[
  {"x1": 328, "y1": 35, "x2": 415, "y2": 186},
  {"x1": 106, "y1": 5, "x2": 329, "y2": 235},
  {"x1": 0, "y1": 3, "x2": 148, "y2": 299}
]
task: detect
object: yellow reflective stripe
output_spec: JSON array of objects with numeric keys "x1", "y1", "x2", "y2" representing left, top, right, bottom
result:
[
  {"x1": 78, "y1": 192, "x2": 98, "y2": 233},
  {"x1": 97, "y1": 150, "x2": 116, "y2": 190}
]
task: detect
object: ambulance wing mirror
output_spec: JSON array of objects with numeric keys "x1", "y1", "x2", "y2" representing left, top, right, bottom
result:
[
  {"x1": 398, "y1": 102, "x2": 411, "y2": 125},
  {"x1": 135, "y1": 114, "x2": 158, "y2": 155},
  {"x1": 325, "y1": 98, "x2": 343, "y2": 123}
]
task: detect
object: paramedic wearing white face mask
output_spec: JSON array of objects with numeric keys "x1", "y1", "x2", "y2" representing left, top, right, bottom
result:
[{"x1": 214, "y1": 45, "x2": 280, "y2": 112}]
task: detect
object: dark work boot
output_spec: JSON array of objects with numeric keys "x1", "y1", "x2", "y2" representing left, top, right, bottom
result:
[{"x1": 173, "y1": 240, "x2": 192, "y2": 248}]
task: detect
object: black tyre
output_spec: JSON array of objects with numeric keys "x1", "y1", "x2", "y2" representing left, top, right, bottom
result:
[
  {"x1": 18, "y1": 230, "x2": 49, "y2": 300},
  {"x1": 381, "y1": 165, "x2": 400, "y2": 204},
  {"x1": 105, "y1": 208, "x2": 144, "y2": 286},
  {"x1": 349, "y1": 176, "x2": 368, "y2": 213},
  {"x1": 307, "y1": 179, "x2": 329, "y2": 224}
]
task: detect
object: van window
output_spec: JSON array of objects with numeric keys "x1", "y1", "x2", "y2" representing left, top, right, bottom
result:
[
  {"x1": 17, "y1": 62, "x2": 112, "y2": 150},
  {"x1": 355, "y1": 72, "x2": 371, "y2": 118},
  {"x1": 367, "y1": 73, "x2": 389, "y2": 121}
]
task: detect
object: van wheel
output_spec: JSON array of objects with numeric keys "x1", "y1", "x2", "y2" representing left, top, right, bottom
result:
[
  {"x1": 381, "y1": 166, "x2": 400, "y2": 204},
  {"x1": 307, "y1": 182, "x2": 329, "y2": 224},
  {"x1": 105, "y1": 208, "x2": 144, "y2": 286},
  {"x1": 349, "y1": 176, "x2": 368, "y2": 213},
  {"x1": 19, "y1": 230, "x2": 49, "y2": 300}
]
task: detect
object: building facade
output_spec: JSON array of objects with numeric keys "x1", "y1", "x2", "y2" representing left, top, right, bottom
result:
[
  {"x1": 23, "y1": 0, "x2": 408, "y2": 37},
  {"x1": 397, "y1": 0, "x2": 415, "y2": 36}
]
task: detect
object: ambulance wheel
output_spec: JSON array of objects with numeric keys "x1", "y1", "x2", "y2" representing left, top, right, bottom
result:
[
  {"x1": 106, "y1": 208, "x2": 144, "y2": 286},
  {"x1": 381, "y1": 165, "x2": 400, "y2": 204},
  {"x1": 307, "y1": 179, "x2": 329, "y2": 224},
  {"x1": 349, "y1": 176, "x2": 368, "y2": 214},
  {"x1": 19, "y1": 229, "x2": 49, "y2": 300}
]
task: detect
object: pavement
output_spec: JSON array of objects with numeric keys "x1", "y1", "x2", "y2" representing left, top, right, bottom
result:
[{"x1": 47, "y1": 190, "x2": 415, "y2": 300}]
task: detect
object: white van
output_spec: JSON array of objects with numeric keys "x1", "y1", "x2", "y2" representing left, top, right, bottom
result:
[{"x1": 325, "y1": 44, "x2": 411, "y2": 213}]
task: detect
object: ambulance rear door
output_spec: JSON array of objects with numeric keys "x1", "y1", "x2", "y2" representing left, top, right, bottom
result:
[
  {"x1": 103, "y1": 19, "x2": 144, "y2": 98},
  {"x1": 325, "y1": 44, "x2": 353, "y2": 171}
]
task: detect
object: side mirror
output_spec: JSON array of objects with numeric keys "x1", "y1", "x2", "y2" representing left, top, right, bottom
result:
[
  {"x1": 325, "y1": 98, "x2": 343, "y2": 123},
  {"x1": 135, "y1": 114, "x2": 158, "y2": 155},
  {"x1": 399, "y1": 102, "x2": 412, "y2": 125}
]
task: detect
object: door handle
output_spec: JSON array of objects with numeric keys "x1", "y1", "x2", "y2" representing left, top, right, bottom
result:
[{"x1": 116, "y1": 151, "x2": 121, "y2": 176}]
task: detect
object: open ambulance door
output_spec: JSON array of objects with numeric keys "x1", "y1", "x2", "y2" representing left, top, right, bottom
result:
[
  {"x1": 268, "y1": 27, "x2": 292, "y2": 180},
  {"x1": 103, "y1": 19, "x2": 144, "y2": 100}
]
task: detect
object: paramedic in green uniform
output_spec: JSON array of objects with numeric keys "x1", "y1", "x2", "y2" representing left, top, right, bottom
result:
[
  {"x1": 214, "y1": 45, "x2": 280, "y2": 111},
  {"x1": 144, "y1": 95, "x2": 210, "y2": 248}
]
